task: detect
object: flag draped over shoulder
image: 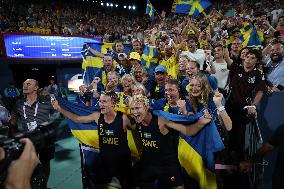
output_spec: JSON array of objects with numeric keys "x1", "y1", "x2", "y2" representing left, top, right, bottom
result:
[
  {"x1": 172, "y1": 0, "x2": 212, "y2": 17},
  {"x1": 58, "y1": 97, "x2": 223, "y2": 189},
  {"x1": 57, "y1": 97, "x2": 141, "y2": 159},
  {"x1": 81, "y1": 42, "x2": 114, "y2": 85},
  {"x1": 154, "y1": 110, "x2": 223, "y2": 189},
  {"x1": 146, "y1": 0, "x2": 155, "y2": 20},
  {"x1": 241, "y1": 22, "x2": 263, "y2": 48}
]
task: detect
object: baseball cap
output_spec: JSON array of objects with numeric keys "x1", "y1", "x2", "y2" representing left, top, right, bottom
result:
[
  {"x1": 155, "y1": 65, "x2": 167, "y2": 73},
  {"x1": 232, "y1": 28, "x2": 241, "y2": 33},
  {"x1": 129, "y1": 52, "x2": 141, "y2": 61}
]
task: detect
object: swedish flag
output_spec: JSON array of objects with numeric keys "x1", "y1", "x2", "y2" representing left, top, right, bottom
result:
[
  {"x1": 143, "y1": 132, "x2": 152, "y2": 139},
  {"x1": 105, "y1": 130, "x2": 114, "y2": 136},
  {"x1": 81, "y1": 42, "x2": 114, "y2": 85},
  {"x1": 141, "y1": 45, "x2": 158, "y2": 75},
  {"x1": 172, "y1": 0, "x2": 211, "y2": 17},
  {"x1": 146, "y1": 0, "x2": 155, "y2": 20},
  {"x1": 241, "y1": 21, "x2": 263, "y2": 48}
]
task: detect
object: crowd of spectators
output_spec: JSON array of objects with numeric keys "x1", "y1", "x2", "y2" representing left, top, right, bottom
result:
[{"x1": 0, "y1": 0, "x2": 149, "y2": 43}]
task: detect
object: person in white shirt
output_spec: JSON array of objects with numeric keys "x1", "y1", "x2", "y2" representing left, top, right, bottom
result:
[
  {"x1": 211, "y1": 43, "x2": 230, "y2": 94},
  {"x1": 182, "y1": 35, "x2": 206, "y2": 70}
]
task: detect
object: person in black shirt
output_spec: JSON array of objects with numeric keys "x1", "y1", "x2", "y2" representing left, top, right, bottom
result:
[
  {"x1": 240, "y1": 124, "x2": 284, "y2": 189},
  {"x1": 11, "y1": 79, "x2": 54, "y2": 189},
  {"x1": 52, "y1": 91, "x2": 135, "y2": 188},
  {"x1": 224, "y1": 49, "x2": 267, "y2": 189},
  {"x1": 129, "y1": 95, "x2": 212, "y2": 189}
]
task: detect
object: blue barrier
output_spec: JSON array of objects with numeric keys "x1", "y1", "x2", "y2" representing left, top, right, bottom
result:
[{"x1": 257, "y1": 92, "x2": 284, "y2": 189}]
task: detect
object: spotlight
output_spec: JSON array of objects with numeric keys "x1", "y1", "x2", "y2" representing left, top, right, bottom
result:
[
  {"x1": 123, "y1": 5, "x2": 126, "y2": 8},
  {"x1": 110, "y1": 3, "x2": 113, "y2": 7},
  {"x1": 128, "y1": 5, "x2": 131, "y2": 9},
  {"x1": 115, "y1": 4, "x2": 118, "y2": 7},
  {"x1": 132, "y1": 6, "x2": 136, "y2": 10},
  {"x1": 101, "y1": 2, "x2": 103, "y2": 5},
  {"x1": 106, "y1": 3, "x2": 109, "y2": 6}
]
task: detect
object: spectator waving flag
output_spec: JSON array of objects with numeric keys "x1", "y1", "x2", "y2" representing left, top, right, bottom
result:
[
  {"x1": 81, "y1": 42, "x2": 132, "y2": 86},
  {"x1": 58, "y1": 96, "x2": 223, "y2": 189},
  {"x1": 81, "y1": 42, "x2": 113, "y2": 85},
  {"x1": 172, "y1": 0, "x2": 212, "y2": 17},
  {"x1": 241, "y1": 21, "x2": 264, "y2": 48},
  {"x1": 146, "y1": 0, "x2": 155, "y2": 20},
  {"x1": 141, "y1": 44, "x2": 159, "y2": 75}
]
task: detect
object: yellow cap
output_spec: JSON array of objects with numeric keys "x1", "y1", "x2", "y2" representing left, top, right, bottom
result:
[{"x1": 129, "y1": 52, "x2": 141, "y2": 61}]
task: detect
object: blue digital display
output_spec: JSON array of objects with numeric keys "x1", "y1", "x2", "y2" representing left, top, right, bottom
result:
[{"x1": 2, "y1": 33, "x2": 101, "y2": 59}]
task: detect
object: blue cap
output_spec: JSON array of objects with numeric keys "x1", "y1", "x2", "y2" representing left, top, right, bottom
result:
[{"x1": 155, "y1": 65, "x2": 167, "y2": 73}]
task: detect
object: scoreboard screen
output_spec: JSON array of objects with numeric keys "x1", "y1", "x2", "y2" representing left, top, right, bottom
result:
[{"x1": 2, "y1": 33, "x2": 101, "y2": 59}]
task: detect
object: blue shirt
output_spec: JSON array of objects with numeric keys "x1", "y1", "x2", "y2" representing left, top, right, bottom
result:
[{"x1": 265, "y1": 58, "x2": 284, "y2": 87}]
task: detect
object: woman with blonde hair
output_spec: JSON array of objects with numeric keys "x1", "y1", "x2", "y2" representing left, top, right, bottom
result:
[
  {"x1": 116, "y1": 74, "x2": 136, "y2": 114},
  {"x1": 187, "y1": 73, "x2": 231, "y2": 131},
  {"x1": 131, "y1": 82, "x2": 147, "y2": 96},
  {"x1": 105, "y1": 71, "x2": 122, "y2": 92}
]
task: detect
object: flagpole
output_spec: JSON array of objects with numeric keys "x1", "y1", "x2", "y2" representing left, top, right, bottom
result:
[{"x1": 148, "y1": 0, "x2": 162, "y2": 21}]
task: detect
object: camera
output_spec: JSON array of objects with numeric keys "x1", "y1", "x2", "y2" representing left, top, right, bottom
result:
[{"x1": 0, "y1": 124, "x2": 56, "y2": 186}]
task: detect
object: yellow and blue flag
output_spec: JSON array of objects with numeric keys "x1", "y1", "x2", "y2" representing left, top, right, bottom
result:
[
  {"x1": 141, "y1": 45, "x2": 158, "y2": 75},
  {"x1": 81, "y1": 42, "x2": 114, "y2": 85},
  {"x1": 241, "y1": 22, "x2": 264, "y2": 48},
  {"x1": 59, "y1": 96, "x2": 223, "y2": 189},
  {"x1": 81, "y1": 42, "x2": 133, "y2": 85},
  {"x1": 146, "y1": 0, "x2": 155, "y2": 20},
  {"x1": 172, "y1": 0, "x2": 212, "y2": 17}
]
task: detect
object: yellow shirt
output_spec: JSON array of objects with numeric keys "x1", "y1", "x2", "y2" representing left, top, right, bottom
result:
[{"x1": 159, "y1": 55, "x2": 178, "y2": 79}]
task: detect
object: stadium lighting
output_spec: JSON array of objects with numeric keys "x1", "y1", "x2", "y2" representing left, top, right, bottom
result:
[
  {"x1": 106, "y1": 3, "x2": 109, "y2": 6},
  {"x1": 128, "y1": 5, "x2": 131, "y2": 9},
  {"x1": 132, "y1": 6, "x2": 136, "y2": 10},
  {"x1": 123, "y1": 5, "x2": 126, "y2": 9},
  {"x1": 101, "y1": 2, "x2": 103, "y2": 5},
  {"x1": 115, "y1": 4, "x2": 118, "y2": 7},
  {"x1": 110, "y1": 3, "x2": 113, "y2": 7}
]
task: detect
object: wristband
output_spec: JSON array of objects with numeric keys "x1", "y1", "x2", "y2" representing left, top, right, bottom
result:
[
  {"x1": 243, "y1": 105, "x2": 256, "y2": 110},
  {"x1": 217, "y1": 106, "x2": 225, "y2": 115}
]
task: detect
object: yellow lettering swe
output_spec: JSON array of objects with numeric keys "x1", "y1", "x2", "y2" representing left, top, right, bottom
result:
[
  {"x1": 142, "y1": 139, "x2": 158, "y2": 149},
  {"x1": 102, "y1": 137, "x2": 119, "y2": 146}
]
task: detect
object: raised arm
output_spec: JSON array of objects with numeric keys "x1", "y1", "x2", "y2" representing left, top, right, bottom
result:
[
  {"x1": 213, "y1": 91, "x2": 232, "y2": 131},
  {"x1": 86, "y1": 44, "x2": 104, "y2": 58},
  {"x1": 51, "y1": 100, "x2": 99, "y2": 124},
  {"x1": 223, "y1": 46, "x2": 233, "y2": 67},
  {"x1": 160, "y1": 110, "x2": 211, "y2": 136}
]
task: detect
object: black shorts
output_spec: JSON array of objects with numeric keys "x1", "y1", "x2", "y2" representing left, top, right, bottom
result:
[
  {"x1": 92, "y1": 152, "x2": 132, "y2": 186},
  {"x1": 133, "y1": 154, "x2": 184, "y2": 188}
]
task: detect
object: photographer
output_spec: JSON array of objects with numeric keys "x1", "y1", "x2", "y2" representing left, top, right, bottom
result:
[
  {"x1": 10, "y1": 79, "x2": 55, "y2": 189},
  {"x1": 0, "y1": 138, "x2": 38, "y2": 189}
]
